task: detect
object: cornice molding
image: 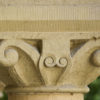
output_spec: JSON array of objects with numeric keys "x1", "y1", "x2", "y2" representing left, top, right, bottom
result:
[
  {"x1": 0, "y1": 6, "x2": 100, "y2": 20},
  {"x1": 0, "y1": 0, "x2": 100, "y2": 6}
]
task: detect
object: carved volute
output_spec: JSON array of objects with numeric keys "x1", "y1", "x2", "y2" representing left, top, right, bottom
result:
[{"x1": 0, "y1": 0, "x2": 100, "y2": 100}]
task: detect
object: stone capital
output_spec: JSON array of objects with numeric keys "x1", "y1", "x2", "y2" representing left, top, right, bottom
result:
[
  {"x1": 0, "y1": 1, "x2": 100, "y2": 100},
  {"x1": 0, "y1": 33, "x2": 100, "y2": 94}
]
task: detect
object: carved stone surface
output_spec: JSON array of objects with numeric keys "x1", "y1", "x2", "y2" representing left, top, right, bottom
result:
[
  {"x1": 0, "y1": 0, "x2": 100, "y2": 6},
  {"x1": 8, "y1": 93, "x2": 84, "y2": 100},
  {"x1": 0, "y1": 33, "x2": 99, "y2": 94},
  {"x1": 0, "y1": 1, "x2": 99, "y2": 99}
]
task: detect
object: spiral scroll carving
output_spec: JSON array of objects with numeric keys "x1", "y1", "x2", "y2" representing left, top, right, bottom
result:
[
  {"x1": 0, "y1": 40, "x2": 40, "y2": 67},
  {"x1": 0, "y1": 40, "x2": 41, "y2": 86},
  {"x1": 58, "y1": 39, "x2": 100, "y2": 88},
  {"x1": 0, "y1": 38, "x2": 100, "y2": 93}
]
